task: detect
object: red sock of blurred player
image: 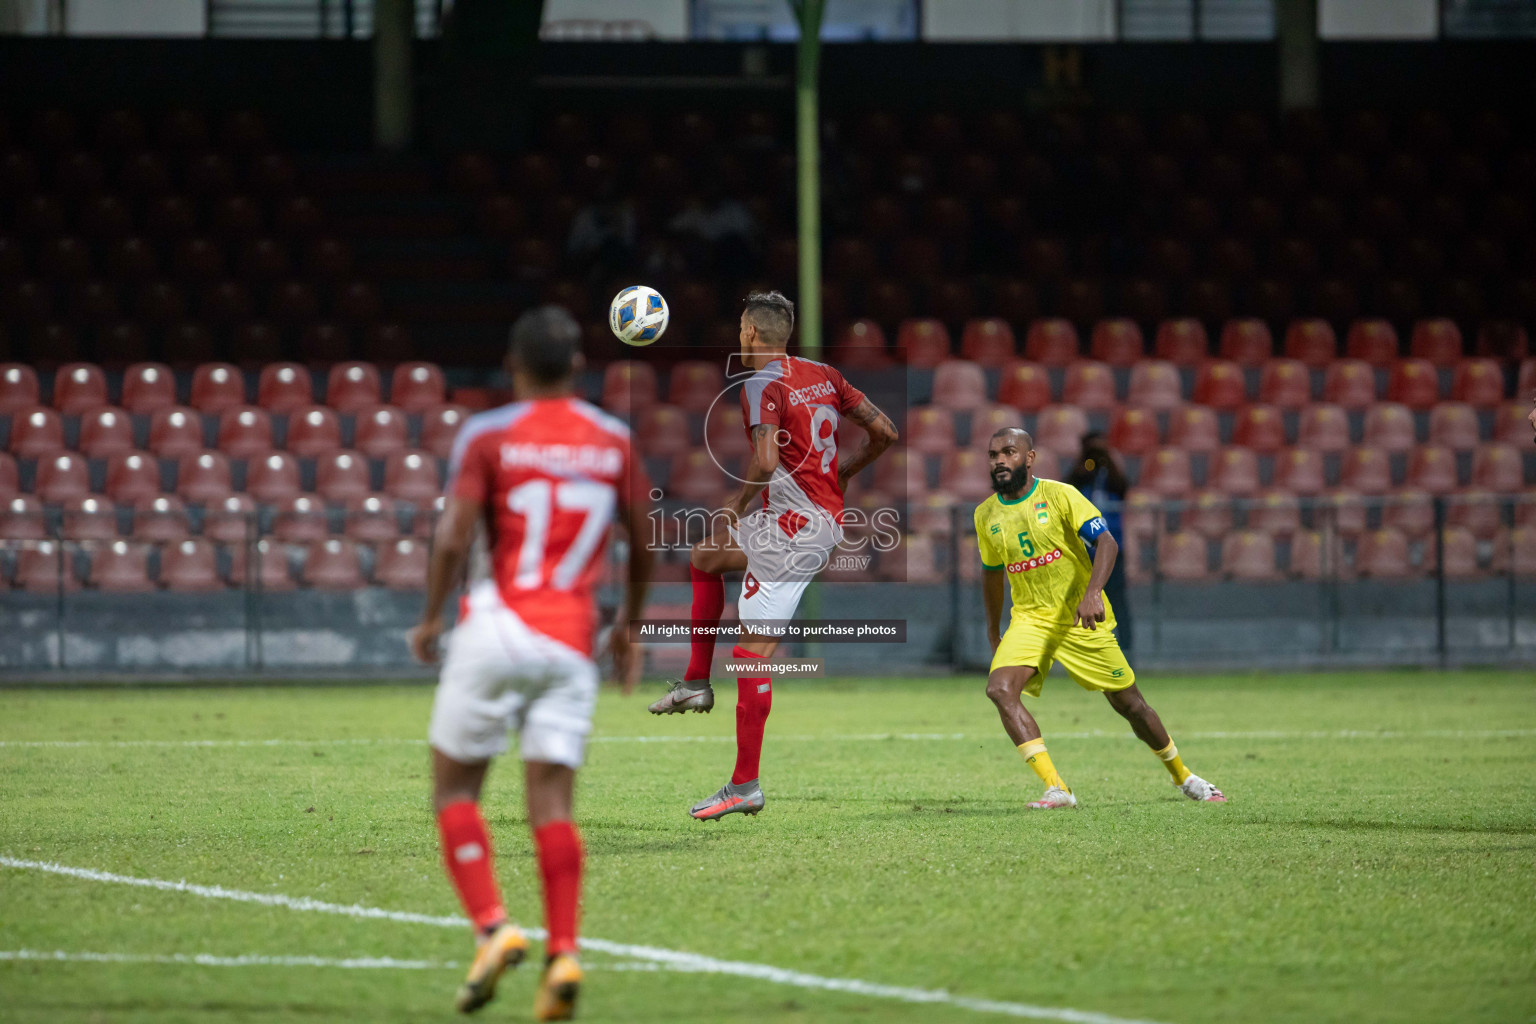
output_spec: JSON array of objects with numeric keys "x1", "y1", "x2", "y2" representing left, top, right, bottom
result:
[
  {"x1": 685, "y1": 566, "x2": 724, "y2": 682},
  {"x1": 533, "y1": 820, "x2": 584, "y2": 956},
  {"x1": 731, "y1": 646, "x2": 772, "y2": 784},
  {"x1": 436, "y1": 800, "x2": 506, "y2": 933}
]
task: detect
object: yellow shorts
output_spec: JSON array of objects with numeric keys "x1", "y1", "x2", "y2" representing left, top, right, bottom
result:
[{"x1": 989, "y1": 618, "x2": 1134, "y2": 697}]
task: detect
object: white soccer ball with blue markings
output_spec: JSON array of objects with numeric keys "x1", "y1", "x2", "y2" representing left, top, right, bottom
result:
[{"x1": 608, "y1": 285, "x2": 670, "y2": 346}]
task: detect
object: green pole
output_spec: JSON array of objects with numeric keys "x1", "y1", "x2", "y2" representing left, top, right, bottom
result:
[{"x1": 792, "y1": 0, "x2": 824, "y2": 358}]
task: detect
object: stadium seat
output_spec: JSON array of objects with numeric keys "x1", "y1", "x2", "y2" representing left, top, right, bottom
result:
[
  {"x1": 1354, "y1": 528, "x2": 1414, "y2": 579},
  {"x1": 1381, "y1": 490, "x2": 1435, "y2": 539},
  {"x1": 1283, "y1": 319, "x2": 1337, "y2": 368},
  {"x1": 906, "y1": 408, "x2": 957, "y2": 454},
  {"x1": 389, "y1": 362, "x2": 447, "y2": 413},
  {"x1": 1436, "y1": 527, "x2": 1482, "y2": 579},
  {"x1": 132, "y1": 494, "x2": 190, "y2": 542},
  {"x1": 190, "y1": 363, "x2": 245, "y2": 413},
  {"x1": 1493, "y1": 526, "x2": 1536, "y2": 577},
  {"x1": 1247, "y1": 489, "x2": 1302, "y2": 536},
  {"x1": 227, "y1": 538, "x2": 294, "y2": 591},
  {"x1": 53, "y1": 363, "x2": 108, "y2": 415},
  {"x1": 325, "y1": 361, "x2": 381, "y2": 413},
  {"x1": 246, "y1": 451, "x2": 301, "y2": 504},
  {"x1": 1183, "y1": 490, "x2": 1233, "y2": 538},
  {"x1": 960, "y1": 319, "x2": 1017, "y2": 367},
  {"x1": 384, "y1": 449, "x2": 440, "y2": 505},
  {"x1": 1444, "y1": 490, "x2": 1502, "y2": 540},
  {"x1": 937, "y1": 450, "x2": 993, "y2": 501},
  {"x1": 1089, "y1": 319, "x2": 1144, "y2": 367},
  {"x1": 1, "y1": 493, "x2": 47, "y2": 539},
  {"x1": 1470, "y1": 443, "x2": 1523, "y2": 491},
  {"x1": 1386, "y1": 359, "x2": 1441, "y2": 410},
  {"x1": 346, "y1": 405, "x2": 406, "y2": 459},
  {"x1": 1492, "y1": 402, "x2": 1533, "y2": 445},
  {"x1": 1451, "y1": 358, "x2": 1505, "y2": 408},
  {"x1": 1156, "y1": 532, "x2": 1209, "y2": 581},
  {"x1": 273, "y1": 493, "x2": 329, "y2": 542},
  {"x1": 601, "y1": 361, "x2": 658, "y2": 416},
  {"x1": 121, "y1": 362, "x2": 176, "y2": 415},
  {"x1": 1139, "y1": 448, "x2": 1193, "y2": 497},
  {"x1": 158, "y1": 537, "x2": 221, "y2": 590},
  {"x1": 1208, "y1": 447, "x2": 1261, "y2": 496},
  {"x1": 1222, "y1": 530, "x2": 1280, "y2": 580},
  {"x1": 257, "y1": 363, "x2": 313, "y2": 413},
  {"x1": 997, "y1": 362, "x2": 1050, "y2": 411},
  {"x1": 1218, "y1": 319, "x2": 1273, "y2": 366},
  {"x1": 1272, "y1": 449, "x2": 1326, "y2": 495},
  {"x1": 78, "y1": 406, "x2": 136, "y2": 459},
  {"x1": 1062, "y1": 361, "x2": 1116, "y2": 410},
  {"x1": 344, "y1": 494, "x2": 400, "y2": 542},
  {"x1": 1427, "y1": 402, "x2": 1481, "y2": 451},
  {"x1": 832, "y1": 320, "x2": 891, "y2": 370},
  {"x1": 1024, "y1": 319, "x2": 1080, "y2": 367},
  {"x1": 668, "y1": 450, "x2": 729, "y2": 503},
  {"x1": 1292, "y1": 404, "x2": 1349, "y2": 454},
  {"x1": 1126, "y1": 360, "x2": 1181, "y2": 410},
  {"x1": 1361, "y1": 402, "x2": 1416, "y2": 453},
  {"x1": 1287, "y1": 530, "x2": 1331, "y2": 579},
  {"x1": 969, "y1": 405, "x2": 1025, "y2": 444},
  {"x1": 284, "y1": 405, "x2": 342, "y2": 457},
  {"x1": 1340, "y1": 447, "x2": 1393, "y2": 494},
  {"x1": 907, "y1": 490, "x2": 960, "y2": 535},
  {"x1": 1257, "y1": 359, "x2": 1312, "y2": 408},
  {"x1": 61, "y1": 495, "x2": 118, "y2": 541},
  {"x1": 147, "y1": 406, "x2": 206, "y2": 458},
  {"x1": 0, "y1": 452, "x2": 15, "y2": 499},
  {"x1": 931, "y1": 360, "x2": 989, "y2": 411},
  {"x1": 898, "y1": 534, "x2": 943, "y2": 585},
  {"x1": 35, "y1": 452, "x2": 90, "y2": 503},
  {"x1": 1153, "y1": 319, "x2": 1208, "y2": 365},
  {"x1": 1322, "y1": 360, "x2": 1378, "y2": 409},
  {"x1": 13, "y1": 538, "x2": 78, "y2": 591},
  {"x1": 420, "y1": 404, "x2": 470, "y2": 459},
  {"x1": 202, "y1": 492, "x2": 255, "y2": 543},
  {"x1": 1476, "y1": 321, "x2": 1528, "y2": 361},
  {"x1": 633, "y1": 405, "x2": 691, "y2": 459},
  {"x1": 1191, "y1": 360, "x2": 1246, "y2": 410},
  {"x1": 1108, "y1": 407, "x2": 1160, "y2": 456},
  {"x1": 215, "y1": 405, "x2": 273, "y2": 459},
  {"x1": 0, "y1": 364, "x2": 40, "y2": 413},
  {"x1": 89, "y1": 540, "x2": 154, "y2": 592},
  {"x1": 1521, "y1": 358, "x2": 1536, "y2": 402},
  {"x1": 1409, "y1": 318, "x2": 1463, "y2": 366},
  {"x1": 1033, "y1": 405, "x2": 1090, "y2": 455},
  {"x1": 1031, "y1": 444, "x2": 1064, "y2": 479},
  {"x1": 897, "y1": 319, "x2": 952, "y2": 368},
  {"x1": 373, "y1": 537, "x2": 427, "y2": 589},
  {"x1": 1166, "y1": 405, "x2": 1220, "y2": 452},
  {"x1": 1231, "y1": 405, "x2": 1286, "y2": 452},
  {"x1": 666, "y1": 361, "x2": 726, "y2": 415},
  {"x1": 1344, "y1": 319, "x2": 1399, "y2": 366},
  {"x1": 315, "y1": 450, "x2": 371, "y2": 504}
]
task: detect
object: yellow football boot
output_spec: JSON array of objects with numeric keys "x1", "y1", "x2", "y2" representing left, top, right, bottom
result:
[
  {"x1": 533, "y1": 953, "x2": 584, "y2": 1021},
  {"x1": 454, "y1": 922, "x2": 529, "y2": 1014}
]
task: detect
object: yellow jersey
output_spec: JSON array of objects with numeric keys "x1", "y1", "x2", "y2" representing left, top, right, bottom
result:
[{"x1": 973, "y1": 477, "x2": 1116, "y2": 630}]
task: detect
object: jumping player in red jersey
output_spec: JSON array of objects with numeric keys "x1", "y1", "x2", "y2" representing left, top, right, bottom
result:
[
  {"x1": 647, "y1": 291, "x2": 899, "y2": 820},
  {"x1": 409, "y1": 306, "x2": 653, "y2": 1020}
]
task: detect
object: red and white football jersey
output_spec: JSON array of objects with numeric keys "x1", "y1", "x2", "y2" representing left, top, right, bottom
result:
[
  {"x1": 739, "y1": 356, "x2": 867, "y2": 523},
  {"x1": 448, "y1": 397, "x2": 646, "y2": 655}
]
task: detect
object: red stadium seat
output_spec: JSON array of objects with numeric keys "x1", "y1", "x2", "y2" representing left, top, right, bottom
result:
[
  {"x1": 1191, "y1": 360, "x2": 1246, "y2": 410},
  {"x1": 1295, "y1": 404, "x2": 1350, "y2": 453},
  {"x1": 1471, "y1": 443, "x2": 1523, "y2": 491},
  {"x1": 970, "y1": 405, "x2": 1025, "y2": 445},
  {"x1": 832, "y1": 320, "x2": 891, "y2": 370},
  {"x1": 344, "y1": 494, "x2": 400, "y2": 542},
  {"x1": 601, "y1": 361, "x2": 658, "y2": 416},
  {"x1": 1166, "y1": 405, "x2": 1220, "y2": 452},
  {"x1": 1024, "y1": 319, "x2": 1080, "y2": 367},
  {"x1": 2, "y1": 495, "x2": 48, "y2": 540},
  {"x1": 1444, "y1": 490, "x2": 1502, "y2": 539},
  {"x1": 315, "y1": 450, "x2": 371, "y2": 503},
  {"x1": 1361, "y1": 402, "x2": 1416, "y2": 452},
  {"x1": 175, "y1": 451, "x2": 233, "y2": 504},
  {"x1": 1427, "y1": 402, "x2": 1480, "y2": 451},
  {"x1": 1451, "y1": 358, "x2": 1505, "y2": 408},
  {"x1": 1108, "y1": 407, "x2": 1160, "y2": 456},
  {"x1": 147, "y1": 406, "x2": 205, "y2": 459},
  {"x1": 88, "y1": 540, "x2": 153, "y2": 592},
  {"x1": 1410, "y1": 318, "x2": 1463, "y2": 366},
  {"x1": 420, "y1": 404, "x2": 470, "y2": 459},
  {"x1": 389, "y1": 362, "x2": 447, "y2": 413},
  {"x1": 997, "y1": 362, "x2": 1050, "y2": 411},
  {"x1": 273, "y1": 493, "x2": 329, "y2": 542},
  {"x1": 325, "y1": 361, "x2": 382, "y2": 413},
  {"x1": 35, "y1": 452, "x2": 90, "y2": 503},
  {"x1": 284, "y1": 405, "x2": 342, "y2": 457},
  {"x1": 1062, "y1": 361, "x2": 1115, "y2": 410},
  {"x1": 633, "y1": 405, "x2": 691, "y2": 459},
  {"x1": 246, "y1": 450, "x2": 301, "y2": 504},
  {"x1": 1436, "y1": 527, "x2": 1482, "y2": 579},
  {"x1": 53, "y1": 363, "x2": 108, "y2": 415},
  {"x1": 1089, "y1": 319, "x2": 1144, "y2": 367},
  {"x1": 13, "y1": 538, "x2": 79, "y2": 591},
  {"x1": 190, "y1": 362, "x2": 245, "y2": 413},
  {"x1": 202, "y1": 492, "x2": 255, "y2": 543},
  {"x1": 78, "y1": 406, "x2": 136, "y2": 459},
  {"x1": 1476, "y1": 321, "x2": 1528, "y2": 361},
  {"x1": 931, "y1": 360, "x2": 988, "y2": 411},
  {"x1": 1354, "y1": 528, "x2": 1414, "y2": 579},
  {"x1": 1287, "y1": 530, "x2": 1332, "y2": 578},
  {"x1": 1183, "y1": 490, "x2": 1233, "y2": 538},
  {"x1": 1033, "y1": 405, "x2": 1090, "y2": 455},
  {"x1": 961, "y1": 319, "x2": 1017, "y2": 367},
  {"x1": 121, "y1": 362, "x2": 176, "y2": 414},
  {"x1": 1154, "y1": 319, "x2": 1208, "y2": 365},
  {"x1": 216, "y1": 405, "x2": 273, "y2": 458},
  {"x1": 1219, "y1": 319, "x2": 1273, "y2": 366},
  {"x1": 896, "y1": 319, "x2": 952, "y2": 369},
  {"x1": 1273, "y1": 449, "x2": 1326, "y2": 495},
  {"x1": 1230, "y1": 405, "x2": 1286, "y2": 452},
  {"x1": 0, "y1": 452, "x2": 15, "y2": 499},
  {"x1": 61, "y1": 496, "x2": 118, "y2": 541},
  {"x1": 1139, "y1": 448, "x2": 1193, "y2": 497},
  {"x1": 0, "y1": 364, "x2": 40, "y2": 413},
  {"x1": 1493, "y1": 402, "x2": 1533, "y2": 445},
  {"x1": 1157, "y1": 532, "x2": 1209, "y2": 580},
  {"x1": 373, "y1": 537, "x2": 428, "y2": 589},
  {"x1": 100, "y1": 451, "x2": 159, "y2": 505},
  {"x1": 668, "y1": 450, "x2": 729, "y2": 503},
  {"x1": 906, "y1": 408, "x2": 957, "y2": 454},
  {"x1": 384, "y1": 449, "x2": 440, "y2": 505},
  {"x1": 1247, "y1": 489, "x2": 1302, "y2": 536},
  {"x1": 132, "y1": 494, "x2": 190, "y2": 542},
  {"x1": 1322, "y1": 360, "x2": 1378, "y2": 409},
  {"x1": 1381, "y1": 490, "x2": 1435, "y2": 539},
  {"x1": 257, "y1": 362, "x2": 313, "y2": 413},
  {"x1": 227, "y1": 538, "x2": 294, "y2": 591},
  {"x1": 1257, "y1": 358, "x2": 1312, "y2": 408},
  {"x1": 1344, "y1": 319, "x2": 1399, "y2": 366},
  {"x1": 156, "y1": 536, "x2": 221, "y2": 590},
  {"x1": 1222, "y1": 530, "x2": 1279, "y2": 580},
  {"x1": 1283, "y1": 319, "x2": 1337, "y2": 368},
  {"x1": 1208, "y1": 447, "x2": 1261, "y2": 496},
  {"x1": 1031, "y1": 444, "x2": 1064, "y2": 479},
  {"x1": 1340, "y1": 447, "x2": 1393, "y2": 494},
  {"x1": 352, "y1": 405, "x2": 408, "y2": 459},
  {"x1": 937, "y1": 450, "x2": 993, "y2": 500},
  {"x1": 1386, "y1": 358, "x2": 1441, "y2": 410},
  {"x1": 1126, "y1": 360, "x2": 1181, "y2": 410},
  {"x1": 667, "y1": 361, "x2": 727, "y2": 415}
]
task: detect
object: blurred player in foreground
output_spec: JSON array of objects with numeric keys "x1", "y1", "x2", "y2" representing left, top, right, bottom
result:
[
  {"x1": 976, "y1": 427, "x2": 1225, "y2": 808},
  {"x1": 647, "y1": 291, "x2": 898, "y2": 820},
  {"x1": 410, "y1": 306, "x2": 653, "y2": 1019}
]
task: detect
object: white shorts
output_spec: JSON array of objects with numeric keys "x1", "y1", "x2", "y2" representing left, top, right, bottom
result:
[
  {"x1": 731, "y1": 507, "x2": 839, "y2": 631},
  {"x1": 427, "y1": 580, "x2": 599, "y2": 768}
]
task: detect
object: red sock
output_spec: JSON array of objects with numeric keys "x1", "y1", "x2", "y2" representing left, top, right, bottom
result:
[
  {"x1": 436, "y1": 801, "x2": 505, "y2": 933},
  {"x1": 534, "y1": 820, "x2": 584, "y2": 957},
  {"x1": 686, "y1": 565, "x2": 725, "y2": 682},
  {"x1": 730, "y1": 645, "x2": 772, "y2": 785}
]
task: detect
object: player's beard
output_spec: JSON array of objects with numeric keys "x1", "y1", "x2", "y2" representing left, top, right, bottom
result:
[{"x1": 991, "y1": 463, "x2": 1029, "y2": 497}]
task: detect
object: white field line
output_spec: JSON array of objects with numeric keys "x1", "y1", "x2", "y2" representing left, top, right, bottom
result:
[
  {"x1": 0, "y1": 949, "x2": 454, "y2": 969},
  {"x1": 0, "y1": 857, "x2": 1167, "y2": 1024},
  {"x1": 2, "y1": 728, "x2": 1533, "y2": 750}
]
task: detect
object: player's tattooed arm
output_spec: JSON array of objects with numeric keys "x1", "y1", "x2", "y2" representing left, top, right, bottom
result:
[
  {"x1": 838, "y1": 398, "x2": 899, "y2": 491},
  {"x1": 728, "y1": 422, "x2": 782, "y2": 518}
]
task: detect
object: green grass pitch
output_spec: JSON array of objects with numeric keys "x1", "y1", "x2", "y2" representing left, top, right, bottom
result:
[{"x1": 1, "y1": 671, "x2": 1532, "y2": 1024}]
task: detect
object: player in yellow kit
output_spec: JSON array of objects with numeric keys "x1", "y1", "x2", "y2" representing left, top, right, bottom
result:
[{"x1": 976, "y1": 427, "x2": 1226, "y2": 808}]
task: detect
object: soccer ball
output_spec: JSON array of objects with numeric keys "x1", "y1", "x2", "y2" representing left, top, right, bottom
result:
[{"x1": 608, "y1": 285, "x2": 670, "y2": 346}]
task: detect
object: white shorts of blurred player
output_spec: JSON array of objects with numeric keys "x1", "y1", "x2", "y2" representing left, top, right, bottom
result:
[
  {"x1": 729, "y1": 506, "x2": 842, "y2": 634},
  {"x1": 428, "y1": 580, "x2": 598, "y2": 769}
]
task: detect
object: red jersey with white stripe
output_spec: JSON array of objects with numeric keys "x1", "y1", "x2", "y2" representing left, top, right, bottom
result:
[
  {"x1": 739, "y1": 356, "x2": 866, "y2": 522},
  {"x1": 448, "y1": 396, "x2": 645, "y2": 655}
]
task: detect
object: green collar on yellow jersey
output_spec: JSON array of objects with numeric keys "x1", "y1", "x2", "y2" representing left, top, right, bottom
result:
[{"x1": 996, "y1": 477, "x2": 1040, "y2": 506}]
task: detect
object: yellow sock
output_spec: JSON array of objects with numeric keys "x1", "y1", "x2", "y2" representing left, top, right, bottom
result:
[
  {"x1": 1018, "y1": 739, "x2": 1068, "y2": 791},
  {"x1": 1153, "y1": 740, "x2": 1192, "y2": 784}
]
